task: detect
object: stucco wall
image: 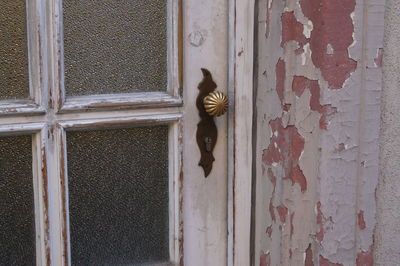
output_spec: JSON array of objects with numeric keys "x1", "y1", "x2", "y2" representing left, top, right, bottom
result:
[{"x1": 375, "y1": 1, "x2": 400, "y2": 265}]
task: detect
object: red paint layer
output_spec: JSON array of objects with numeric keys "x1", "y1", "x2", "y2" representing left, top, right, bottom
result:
[
  {"x1": 262, "y1": 118, "x2": 306, "y2": 192},
  {"x1": 289, "y1": 165, "x2": 307, "y2": 192},
  {"x1": 260, "y1": 253, "x2": 271, "y2": 266},
  {"x1": 281, "y1": 11, "x2": 308, "y2": 47},
  {"x1": 300, "y1": 0, "x2": 357, "y2": 89},
  {"x1": 277, "y1": 205, "x2": 288, "y2": 223},
  {"x1": 305, "y1": 244, "x2": 314, "y2": 266},
  {"x1": 358, "y1": 210, "x2": 366, "y2": 230},
  {"x1": 356, "y1": 247, "x2": 373, "y2": 266},
  {"x1": 316, "y1": 202, "x2": 324, "y2": 242},
  {"x1": 319, "y1": 256, "x2": 343, "y2": 266},
  {"x1": 276, "y1": 59, "x2": 286, "y2": 106}
]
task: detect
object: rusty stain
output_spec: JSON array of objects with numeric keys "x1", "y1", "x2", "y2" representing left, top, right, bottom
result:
[
  {"x1": 358, "y1": 210, "x2": 366, "y2": 230},
  {"x1": 41, "y1": 146, "x2": 51, "y2": 266},
  {"x1": 59, "y1": 137, "x2": 68, "y2": 266}
]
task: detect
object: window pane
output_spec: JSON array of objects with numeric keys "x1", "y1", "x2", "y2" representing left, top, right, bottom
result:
[
  {"x1": 67, "y1": 126, "x2": 169, "y2": 265},
  {"x1": 63, "y1": 0, "x2": 168, "y2": 96},
  {"x1": 0, "y1": 0, "x2": 29, "y2": 100},
  {"x1": 0, "y1": 135, "x2": 35, "y2": 265}
]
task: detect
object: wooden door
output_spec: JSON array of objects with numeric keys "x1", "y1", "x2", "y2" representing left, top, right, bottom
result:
[{"x1": 0, "y1": 0, "x2": 252, "y2": 265}]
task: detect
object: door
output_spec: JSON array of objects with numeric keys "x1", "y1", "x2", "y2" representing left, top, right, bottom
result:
[{"x1": 0, "y1": 0, "x2": 233, "y2": 265}]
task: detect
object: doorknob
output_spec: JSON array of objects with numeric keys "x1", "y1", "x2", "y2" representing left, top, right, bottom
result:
[
  {"x1": 196, "y1": 68, "x2": 228, "y2": 177},
  {"x1": 204, "y1": 91, "x2": 229, "y2": 117}
]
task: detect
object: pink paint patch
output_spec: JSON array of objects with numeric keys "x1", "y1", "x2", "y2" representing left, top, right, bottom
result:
[
  {"x1": 281, "y1": 11, "x2": 308, "y2": 47},
  {"x1": 305, "y1": 244, "x2": 314, "y2": 266},
  {"x1": 260, "y1": 253, "x2": 271, "y2": 266},
  {"x1": 358, "y1": 210, "x2": 366, "y2": 230},
  {"x1": 319, "y1": 256, "x2": 343, "y2": 266},
  {"x1": 300, "y1": 0, "x2": 357, "y2": 89},
  {"x1": 356, "y1": 247, "x2": 373, "y2": 266},
  {"x1": 277, "y1": 205, "x2": 288, "y2": 223}
]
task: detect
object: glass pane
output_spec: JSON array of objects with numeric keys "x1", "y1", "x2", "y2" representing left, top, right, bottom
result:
[
  {"x1": 0, "y1": 0, "x2": 29, "y2": 100},
  {"x1": 67, "y1": 126, "x2": 169, "y2": 265},
  {"x1": 0, "y1": 135, "x2": 35, "y2": 265},
  {"x1": 63, "y1": 0, "x2": 168, "y2": 96}
]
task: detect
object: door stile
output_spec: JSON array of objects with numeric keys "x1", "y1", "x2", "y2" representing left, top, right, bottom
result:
[
  {"x1": 228, "y1": 0, "x2": 255, "y2": 265},
  {"x1": 33, "y1": 127, "x2": 51, "y2": 265},
  {"x1": 169, "y1": 120, "x2": 184, "y2": 264}
]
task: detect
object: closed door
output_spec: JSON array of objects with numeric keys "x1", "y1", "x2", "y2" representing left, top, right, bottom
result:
[{"x1": 0, "y1": 0, "x2": 229, "y2": 265}]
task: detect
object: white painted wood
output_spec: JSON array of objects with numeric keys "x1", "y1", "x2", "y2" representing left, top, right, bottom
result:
[
  {"x1": 230, "y1": 0, "x2": 255, "y2": 265},
  {"x1": 183, "y1": 0, "x2": 229, "y2": 264},
  {"x1": 0, "y1": 0, "x2": 239, "y2": 264},
  {"x1": 32, "y1": 129, "x2": 50, "y2": 265},
  {"x1": 60, "y1": 92, "x2": 182, "y2": 113}
]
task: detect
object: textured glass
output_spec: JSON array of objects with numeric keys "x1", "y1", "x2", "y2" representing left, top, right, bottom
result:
[
  {"x1": 63, "y1": 0, "x2": 168, "y2": 96},
  {"x1": 0, "y1": 135, "x2": 35, "y2": 265},
  {"x1": 67, "y1": 126, "x2": 169, "y2": 265},
  {"x1": 0, "y1": 0, "x2": 29, "y2": 99}
]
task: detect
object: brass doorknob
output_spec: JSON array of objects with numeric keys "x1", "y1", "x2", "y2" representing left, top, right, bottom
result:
[{"x1": 203, "y1": 91, "x2": 228, "y2": 117}]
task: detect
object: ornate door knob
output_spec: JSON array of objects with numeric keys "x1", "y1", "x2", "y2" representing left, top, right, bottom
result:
[{"x1": 203, "y1": 91, "x2": 228, "y2": 117}]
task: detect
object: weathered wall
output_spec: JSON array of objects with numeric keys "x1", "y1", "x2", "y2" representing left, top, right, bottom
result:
[
  {"x1": 254, "y1": 0, "x2": 385, "y2": 265},
  {"x1": 375, "y1": 1, "x2": 400, "y2": 265}
]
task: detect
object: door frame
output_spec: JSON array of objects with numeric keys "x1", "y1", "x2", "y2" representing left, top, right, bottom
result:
[{"x1": 228, "y1": 0, "x2": 255, "y2": 265}]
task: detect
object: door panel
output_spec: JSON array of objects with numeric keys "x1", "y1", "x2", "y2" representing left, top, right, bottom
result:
[{"x1": 0, "y1": 0, "x2": 230, "y2": 264}]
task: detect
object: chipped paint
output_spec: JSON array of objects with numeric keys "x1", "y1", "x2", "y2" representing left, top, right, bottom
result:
[{"x1": 254, "y1": 0, "x2": 385, "y2": 265}]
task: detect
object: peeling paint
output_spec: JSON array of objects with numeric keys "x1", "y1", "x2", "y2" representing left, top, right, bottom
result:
[
  {"x1": 299, "y1": 0, "x2": 357, "y2": 89},
  {"x1": 305, "y1": 244, "x2": 313, "y2": 266},
  {"x1": 254, "y1": 0, "x2": 384, "y2": 265}
]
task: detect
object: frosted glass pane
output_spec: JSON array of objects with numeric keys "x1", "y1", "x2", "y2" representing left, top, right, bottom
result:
[
  {"x1": 0, "y1": 135, "x2": 35, "y2": 265},
  {"x1": 63, "y1": 0, "x2": 168, "y2": 96},
  {"x1": 0, "y1": 0, "x2": 29, "y2": 99},
  {"x1": 67, "y1": 126, "x2": 169, "y2": 265}
]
